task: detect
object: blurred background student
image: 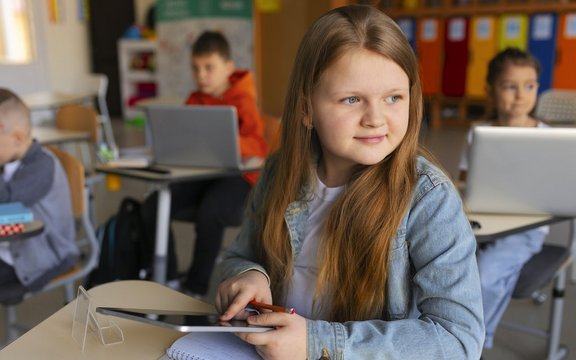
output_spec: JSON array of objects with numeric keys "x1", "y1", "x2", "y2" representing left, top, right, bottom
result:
[
  {"x1": 459, "y1": 47, "x2": 549, "y2": 350},
  {"x1": 0, "y1": 88, "x2": 78, "y2": 302},
  {"x1": 142, "y1": 31, "x2": 268, "y2": 297}
]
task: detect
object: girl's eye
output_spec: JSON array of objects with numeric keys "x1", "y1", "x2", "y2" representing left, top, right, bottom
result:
[
  {"x1": 385, "y1": 95, "x2": 400, "y2": 104},
  {"x1": 501, "y1": 84, "x2": 516, "y2": 91},
  {"x1": 525, "y1": 82, "x2": 538, "y2": 91},
  {"x1": 342, "y1": 96, "x2": 360, "y2": 104}
]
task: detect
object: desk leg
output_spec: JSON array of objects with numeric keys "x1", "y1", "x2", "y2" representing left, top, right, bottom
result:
[
  {"x1": 571, "y1": 219, "x2": 576, "y2": 284},
  {"x1": 153, "y1": 185, "x2": 171, "y2": 284}
]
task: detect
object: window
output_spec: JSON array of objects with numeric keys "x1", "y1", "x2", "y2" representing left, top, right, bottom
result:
[{"x1": 0, "y1": 0, "x2": 33, "y2": 63}]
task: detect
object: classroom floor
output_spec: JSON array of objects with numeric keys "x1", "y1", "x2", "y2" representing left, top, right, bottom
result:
[{"x1": 1, "y1": 119, "x2": 575, "y2": 359}]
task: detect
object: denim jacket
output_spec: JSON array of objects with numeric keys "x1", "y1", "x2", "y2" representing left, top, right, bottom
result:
[{"x1": 219, "y1": 155, "x2": 484, "y2": 359}]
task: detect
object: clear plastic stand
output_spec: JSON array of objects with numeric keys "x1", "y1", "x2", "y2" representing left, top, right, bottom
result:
[{"x1": 71, "y1": 286, "x2": 124, "y2": 351}]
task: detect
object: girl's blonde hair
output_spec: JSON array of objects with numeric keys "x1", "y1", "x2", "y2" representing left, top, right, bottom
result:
[{"x1": 255, "y1": 5, "x2": 424, "y2": 321}]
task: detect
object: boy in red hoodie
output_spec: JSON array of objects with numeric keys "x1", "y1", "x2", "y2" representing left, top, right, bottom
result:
[{"x1": 143, "y1": 31, "x2": 268, "y2": 297}]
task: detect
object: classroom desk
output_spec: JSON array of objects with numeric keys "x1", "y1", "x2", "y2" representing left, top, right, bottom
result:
[
  {"x1": 32, "y1": 127, "x2": 90, "y2": 146},
  {"x1": 95, "y1": 164, "x2": 259, "y2": 284},
  {"x1": 468, "y1": 212, "x2": 576, "y2": 282},
  {"x1": 22, "y1": 91, "x2": 96, "y2": 111},
  {"x1": 0, "y1": 280, "x2": 215, "y2": 359}
]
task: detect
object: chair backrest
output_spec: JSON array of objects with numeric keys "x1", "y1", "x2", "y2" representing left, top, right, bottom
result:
[
  {"x1": 55, "y1": 104, "x2": 100, "y2": 145},
  {"x1": 535, "y1": 89, "x2": 576, "y2": 124},
  {"x1": 42, "y1": 146, "x2": 100, "y2": 295},
  {"x1": 46, "y1": 146, "x2": 85, "y2": 219},
  {"x1": 87, "y1": 73, "x2": 118, "y2": 156}
]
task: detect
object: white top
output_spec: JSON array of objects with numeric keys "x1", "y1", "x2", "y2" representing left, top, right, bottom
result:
[
  {"x1": 0, "y1": 160, "x2": 21, "y2": 266},
  {"x1": 283, "y1": 175, "x2": 344, "y2": 320}
]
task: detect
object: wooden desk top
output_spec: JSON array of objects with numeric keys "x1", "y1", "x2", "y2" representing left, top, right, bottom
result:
[
  {"x1": 22, "y1": 92, "x2": 95, "y2": 111},
  {"x1": 96, "y1": 163, "x2": 260, "y2": 183},
  {"x1": 468, "y1": 212, "x2": 570, "y2": 243},
  {"x1": 0, "y1": 280, "x2": 215, "y2": 359},
  {"x1": 33, "y1": 127, "x2": 90, "y2": 145}
]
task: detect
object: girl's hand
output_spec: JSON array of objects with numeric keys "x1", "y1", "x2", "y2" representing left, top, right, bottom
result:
[
  {"x1": 216, "y1": 270, "x2": 272, "y2": 321},
  {"x1": 236, "y1": 312, "x2": 307, "y2": 360}
]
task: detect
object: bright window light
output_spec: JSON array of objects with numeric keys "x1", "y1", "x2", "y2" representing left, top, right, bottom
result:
[{"x1": 0, "y1": 0, "x2": 33, "y2": 64}]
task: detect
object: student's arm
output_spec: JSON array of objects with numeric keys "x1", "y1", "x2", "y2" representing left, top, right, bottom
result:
[
  {"x1": 218, "y1": 155, "x2": 277, "y2": 284},
  {"x1": 0, "y1": 151, "x2": 54, "y2": 206}
]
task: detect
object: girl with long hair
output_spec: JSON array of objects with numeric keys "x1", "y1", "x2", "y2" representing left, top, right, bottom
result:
[{"x1": 216, "y1": 5, "x2": 484, "y2": 359}]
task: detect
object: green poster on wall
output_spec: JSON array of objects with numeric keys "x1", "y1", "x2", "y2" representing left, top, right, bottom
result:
[{"x1": 157, "y1": 0, "x2": 252, "y2": 22}]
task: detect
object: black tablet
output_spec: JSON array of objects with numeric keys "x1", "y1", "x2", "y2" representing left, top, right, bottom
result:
[{"x1": 95, "y1": 307, "x2": 273, "y2": 333}]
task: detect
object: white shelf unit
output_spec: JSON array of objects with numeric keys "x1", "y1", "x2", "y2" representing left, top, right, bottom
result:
[{"x1": 117, "y1": 39, "x2": 158, "y2": 119}]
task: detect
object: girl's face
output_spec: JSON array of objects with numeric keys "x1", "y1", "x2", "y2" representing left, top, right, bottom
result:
[
  {"x1": 490, "y1": 64, "x2": 539, "y2": 121},
  {"x1": 310, "y1": 48, "x2": 410, "y2": 185}
]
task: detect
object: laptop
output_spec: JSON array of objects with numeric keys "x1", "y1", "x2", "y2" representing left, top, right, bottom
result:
[
  {"x1": 146, "y1": 104, "x2": 250, "y2": 169},
  {"x1": 464, "y1": 126, "x2": 576, "y2": 216}
]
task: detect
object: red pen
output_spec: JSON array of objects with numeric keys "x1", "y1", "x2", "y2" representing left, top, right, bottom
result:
[{"x1": 248, "y1": 300, "x2": 295, "y2": 314}]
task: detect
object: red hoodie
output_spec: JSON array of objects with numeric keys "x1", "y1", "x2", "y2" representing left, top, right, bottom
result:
[{"x1": 185, "y1": 70, "x2": 268, "y2": 185}]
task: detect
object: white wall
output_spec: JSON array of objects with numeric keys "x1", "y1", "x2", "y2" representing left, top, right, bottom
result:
[
  {"x1": 134, "y1": 0, "x2": 156, "y2": 26},
  {"x1": 0, "y1": 0, "x2": 90, "y2": 96},
  {"x1": 43, "y1": 0, "x2": 91, "y2": 93}
]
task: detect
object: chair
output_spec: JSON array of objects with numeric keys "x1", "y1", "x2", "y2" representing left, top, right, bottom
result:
[
  {"x1": 535, "y1": 89, "x2": 576, "y2": 124},
  {"x1": 55, "y1": 104, "x2": 104, "y2": 222},
  {"x1": 499, "y1": 227, "x2": 574, "y2": 360},
  {"x1": 55, "y1": 104, "x2": 100, "y2": 165},
  {"x1": 85, "y1": 73, "x2": 118, "y2": 157},
  {"x1": 1, "y1": 146, "x2": 100, "y2": 344}
]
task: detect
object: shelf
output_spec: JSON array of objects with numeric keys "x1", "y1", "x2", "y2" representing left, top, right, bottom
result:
[
  {"x1": 378, "y1": 0, "x2": 576, "y2": 17},
  {"x1": 118, "y1": 39, "x2": 158, "y2": 119},
  {"x1": 125, "y1": 71, "x2": 156, "y2": 82}
]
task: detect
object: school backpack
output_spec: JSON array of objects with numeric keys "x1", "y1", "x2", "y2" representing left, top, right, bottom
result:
[{"x1": 86, "y1": 197, "x2": 177, "y2": 287}]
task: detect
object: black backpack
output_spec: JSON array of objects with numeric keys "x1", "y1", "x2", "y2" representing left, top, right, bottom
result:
[{"x1": 86, "y1": 197, "x2": 177, "y2": 287}]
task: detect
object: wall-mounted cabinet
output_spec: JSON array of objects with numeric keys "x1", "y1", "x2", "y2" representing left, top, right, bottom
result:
[{"x1": 117, "y1": 39, "x2": 157, "y2": 119}]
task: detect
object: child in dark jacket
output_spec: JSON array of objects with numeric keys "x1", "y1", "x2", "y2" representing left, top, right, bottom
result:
[{"x1": 0, "y1": 88, "x2": 78, "y2": 301}]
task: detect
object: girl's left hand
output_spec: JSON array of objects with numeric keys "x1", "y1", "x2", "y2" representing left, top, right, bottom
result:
[{"x1": 235, "y1": 312, "x2": 307, "y2": 360}]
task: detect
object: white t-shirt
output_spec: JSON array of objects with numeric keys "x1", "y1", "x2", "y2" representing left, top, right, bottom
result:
[{"x1": 283, "y1": 175, "x2": 344, "y2": 320}]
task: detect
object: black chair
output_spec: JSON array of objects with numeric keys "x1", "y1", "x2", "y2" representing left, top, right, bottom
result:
[{"x1": 499, "y1": 230, "x2": 573, "y2": 360}]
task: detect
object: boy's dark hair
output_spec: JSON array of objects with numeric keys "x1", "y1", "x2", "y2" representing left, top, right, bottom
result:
[
  {"x1": 486, "y1": 47, "x2": 541, "y2": 86},
  {"x1": 191, "y1": 31, "x2": 231, "y2": 60}
]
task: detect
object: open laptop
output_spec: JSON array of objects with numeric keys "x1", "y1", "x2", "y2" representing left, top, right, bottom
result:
[
  {"x1": 146, "y1": 104, "x2": 251, "y2": 169},
  {"x1": 464, "y1": 126, "x2": 576, "y2": 216}
]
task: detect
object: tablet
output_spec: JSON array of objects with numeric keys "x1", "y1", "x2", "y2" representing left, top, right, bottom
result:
[{"x1": 95, "y1": 307, "x2": 273, "y2": 333}]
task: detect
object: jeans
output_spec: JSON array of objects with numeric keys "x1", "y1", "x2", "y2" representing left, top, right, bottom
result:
[
  {"x1": 478, "y1": 227, "x2": 547, "y2": 348},
  {"x1": 143, "y1": 175, "x2": 251, "y2": 295}
]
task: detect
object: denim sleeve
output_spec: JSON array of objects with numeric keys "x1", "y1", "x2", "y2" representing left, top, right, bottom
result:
[
  {"x1": 306, "y1": 180, "x2": 484, "y2": 360},
  {"x1": 217, "y1": 158, "x2": 275, "y2": 283}
]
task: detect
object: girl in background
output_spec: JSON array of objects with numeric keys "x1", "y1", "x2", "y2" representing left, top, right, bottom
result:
[{"x1": 459, "y1": 47, "x2": 547, "y2": 349}]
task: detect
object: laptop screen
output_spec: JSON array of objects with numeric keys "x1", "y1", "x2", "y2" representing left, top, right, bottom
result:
[
  {"x1": 146, "y1": 105, "x2": 242, "y2": 169},
  {"x1": 464, "y1": 126, "x2": 576, "y2": 216}
]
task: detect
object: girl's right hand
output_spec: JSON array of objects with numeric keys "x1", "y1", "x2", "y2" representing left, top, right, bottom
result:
[{"x1": 216, "y1": 270, "x2": 272, "y2": 321}]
